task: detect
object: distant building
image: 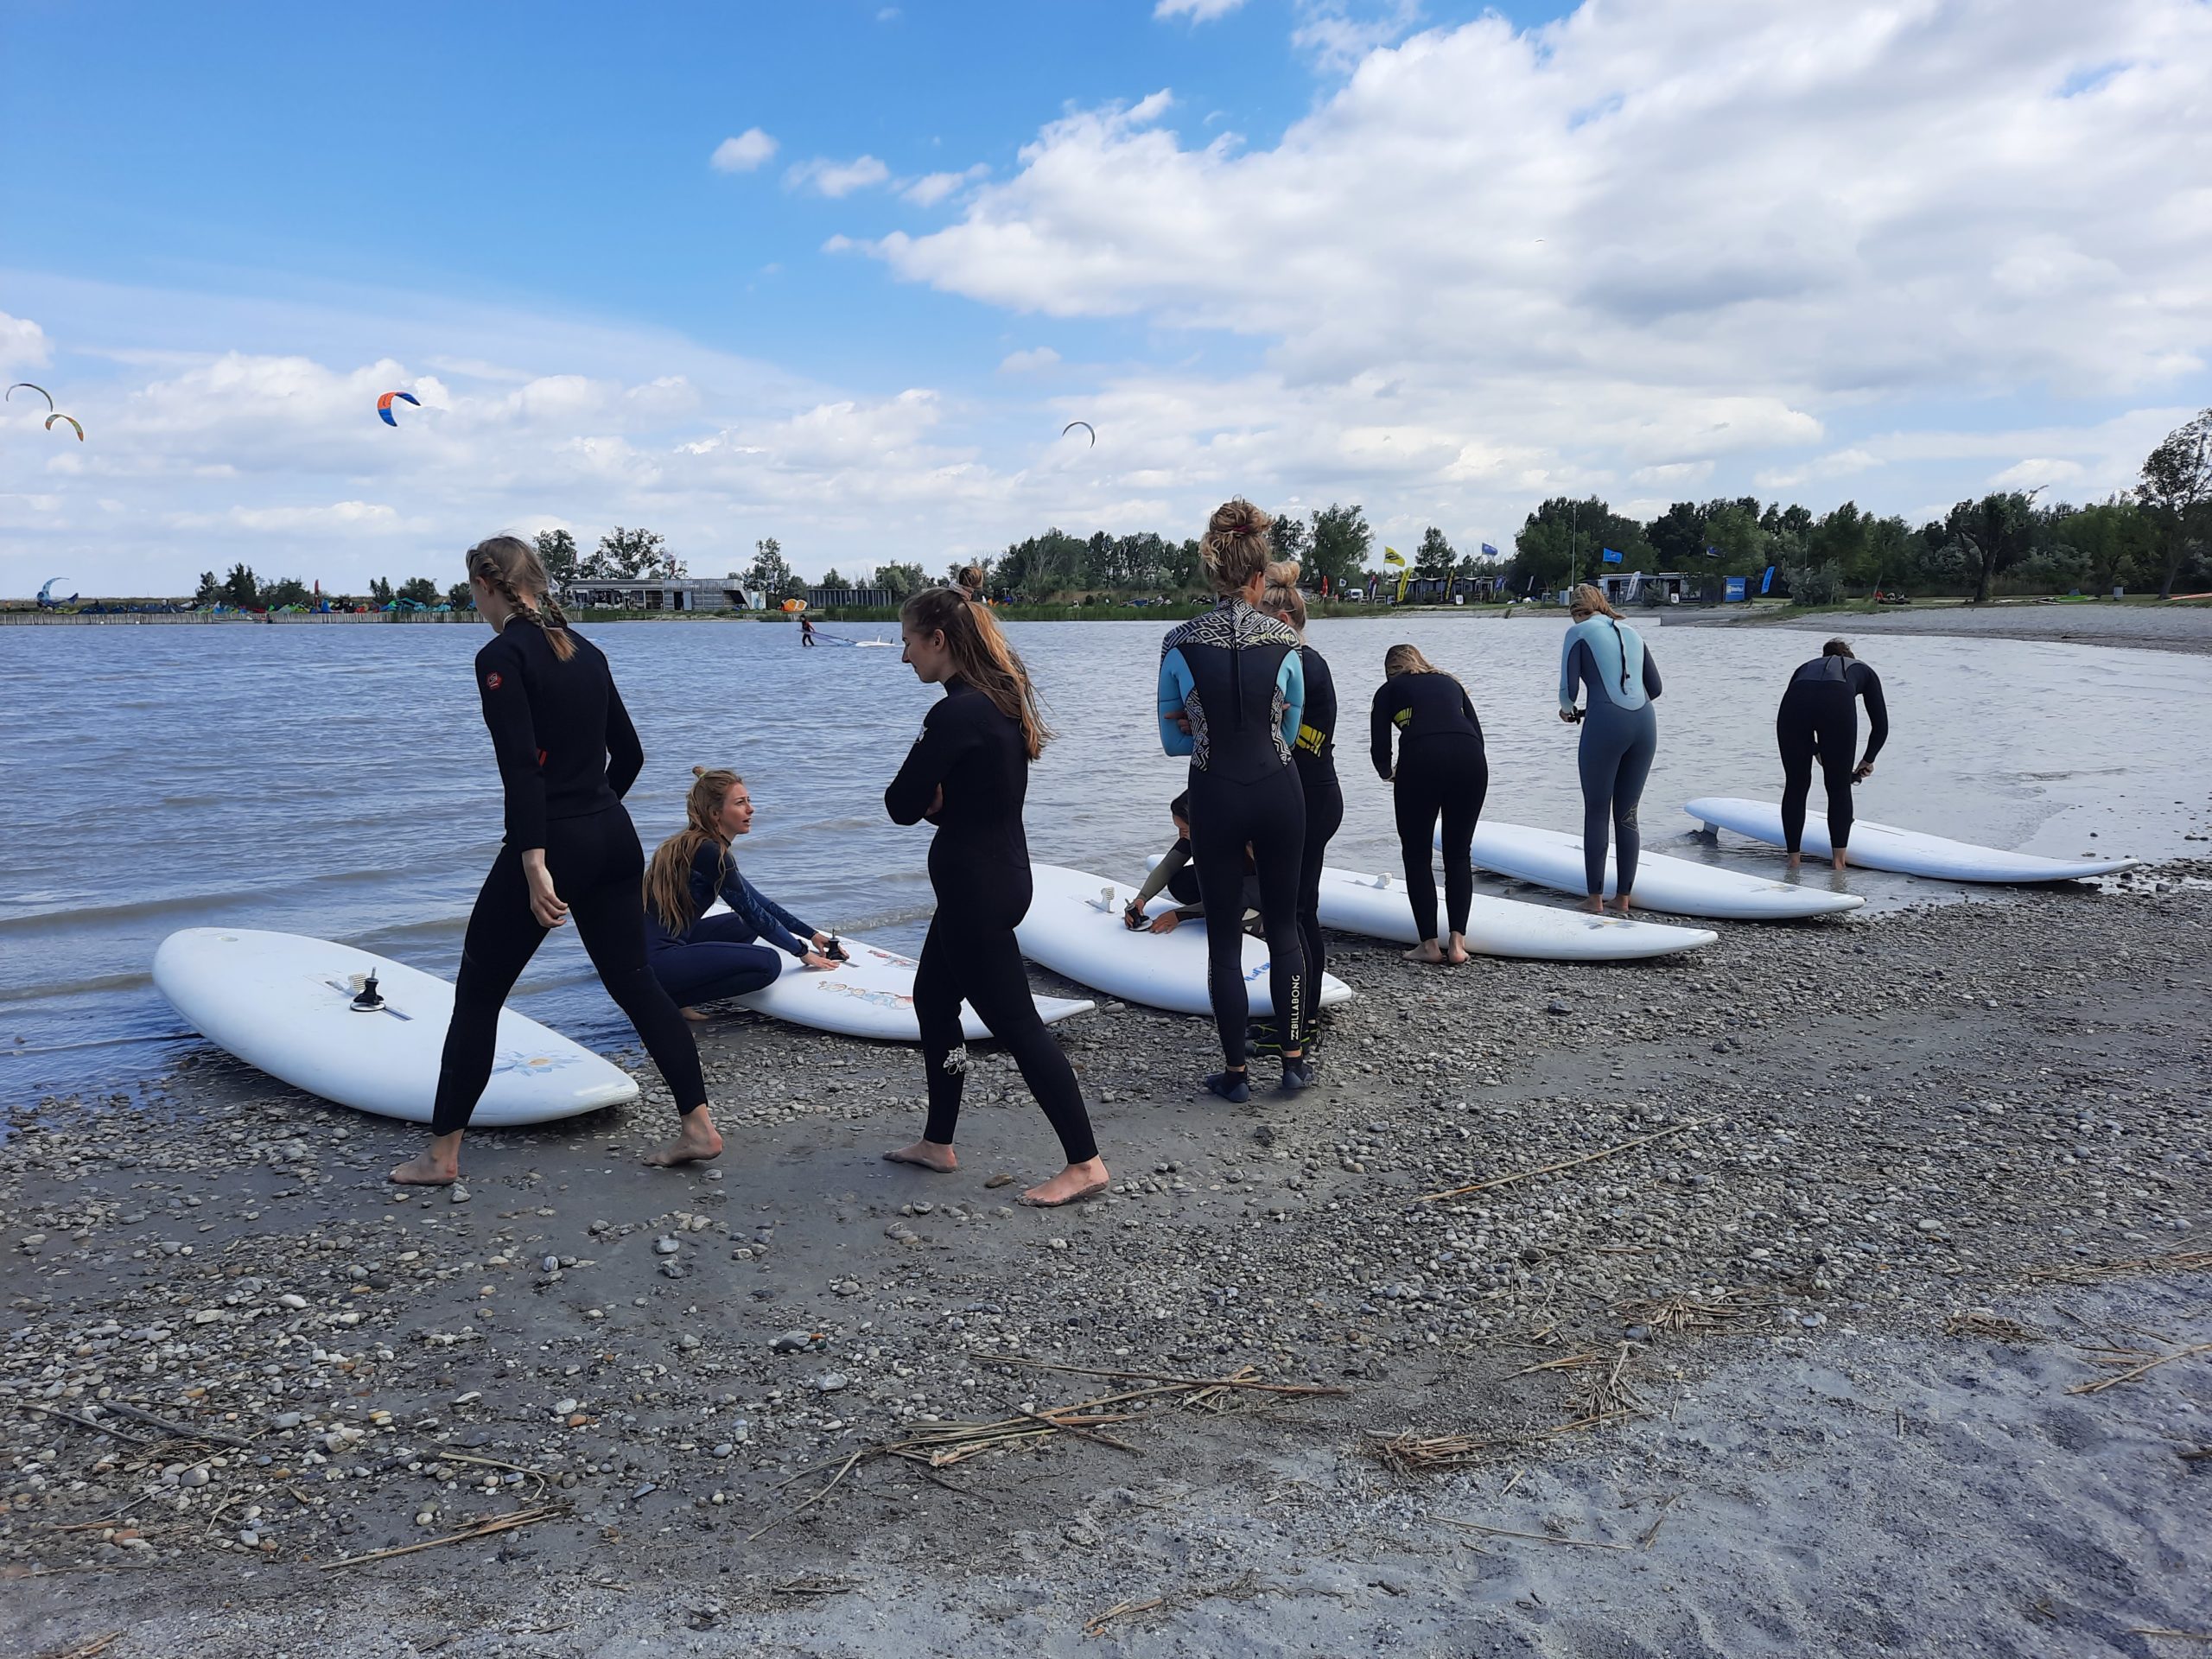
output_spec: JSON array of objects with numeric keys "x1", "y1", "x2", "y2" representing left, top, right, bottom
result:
[
  {"x1": 805, "y1": 585, "x2": 893, "y2": 608},
  {"x1": 563, "y1": 577, "x2": 747, "y2": 612},
  {"x1": 1599, "y1": 571, "x2": 1692, "y2": 607}
]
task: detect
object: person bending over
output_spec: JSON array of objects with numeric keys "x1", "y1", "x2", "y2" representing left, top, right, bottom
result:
[
  {"x1": 1370, "y1": 642, "x2": 1487, "y2": 964},
  {"x1": 644, "y1": 767, "x2": 842, "y2": 1018},
  {"x1": 391, "y1": 535, "x2": 716, "y2": 1185},
  {"x1": 1776, "y1": 638, "x2": 1888, "y2": 871},
  {"x1": 1122, "y1": 792, "x2": 1261, "y2": 936}
]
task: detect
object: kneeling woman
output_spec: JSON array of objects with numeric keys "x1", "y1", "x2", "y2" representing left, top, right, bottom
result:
[{"x1": 644, "y1": 767, "x2": 842, "y2": 1016}]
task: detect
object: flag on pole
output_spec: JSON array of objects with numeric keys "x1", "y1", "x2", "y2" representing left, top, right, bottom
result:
[
  {"x1": 1480, "y1": 543, "x2": 1498, "y2": 558},
  {"x1": 1383, "y1": 547, "x2": 1408, "y2": 602},
  {"x1": 1382, "y1": 547, "x2": 1406, "y2": 566},
  {"x1": 1601, "y1": 548, "x2": 1624, "y2": 564}
]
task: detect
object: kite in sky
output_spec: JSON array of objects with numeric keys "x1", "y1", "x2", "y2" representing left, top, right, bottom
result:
[
  {"x1": 7, "y1": 382, "x2": 55, "y2": 410},
  {"x1": 45, "y1": 413, "x2": 84, "y2": 442},
  {"x1": 377, "y1": 391, "x2": 422, "y2": 427},
  {"x1": 1061, "y1": 420, "x2": 1096, "y2": 447}
]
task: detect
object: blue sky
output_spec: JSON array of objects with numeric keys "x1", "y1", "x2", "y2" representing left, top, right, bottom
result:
[{"x1": 3, "y1": 0, "x2": 2207, "y2": 592}]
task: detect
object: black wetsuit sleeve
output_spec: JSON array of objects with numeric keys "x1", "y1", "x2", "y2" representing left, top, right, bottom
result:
[
  {"x1": 475, "y1": 639, "x2": 547, "y2": 850},
  {"x1": 686, "y1": 842, "x2": 724, "y2": 930},
  {"x1": 604, "y1": 678, "x2": 644, "y2": 800},
  {"x1": 885, "y1": 695, "x2": 979, "y2": 825},
  {"x1": 1857, "y1": 663, "x2": 1888, "y2": 765},
  {"x1": 1641, "y1": 645, "x2": 1662, "y2": 701},
  {"x1": 1370, "y1": 682, "x2": 1399, "y2": 780},
  {"x1": 1459, "y1": 683, "x2": 1482, "y2": 740}
]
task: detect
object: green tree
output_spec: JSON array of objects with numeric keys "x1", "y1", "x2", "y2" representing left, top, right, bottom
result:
[
  {"x1": 397, "y1": 576, "x2": 442, "y2": 607},
  {"x1": 821, "y1": 567, "x2": 846, "y2": 588},
  {"x1": 445, "y1": 582, "x2": 475, "y2": 610},
  {"x1": 1270, "y1": 511, "x2": 1312, "y2": 571},
  {"x1": 1414, "y1": 525, "x2": 1456, "y2": 579},
  {"x1": 1511, "y1": 497, "x2": 1650, "y2": 591},
  {"x1": 221, "y1": 563, "x2": 259, "y2": 607},
  {"x1": 1761, "y1": 502, "x2": 1814, "y2": 564},
  {"x1": 369, "y1": 576, "x2": 394, "y2": 606},
  {"x1": 1807, "y1": 502, "x2": 1871, "y2": 588},
  {"x1": 534, "y1": 529, "x2": 579, "y2": 584},
  {"x1": 876, "y1": 561, "x2": 927, "y2": 601},
  {"x1": 1946, "y1": 493, "x2": 2037, "y2": 603},
  {"x1": 258, "y1": 576, "x2": 311, "y2": 609},
  {"x1": 1645, "y1": 501, "x2": 1707, "y2": 567},
  {"x1": 745, "y1": 537, "x2": 794, "y2": 600},
  {"x1": 193, "y1": 570, "x2": 220, "y2": 607},
  {"x1": 1700, "y1": 499, "x2": 1769, "y2": 572},
  {"x1": 585, "y1": 526, "x2": 682, "y2": 581},
  {"x1": 2063, "y1": 498, "x2": 2157, "y2": 591},
  {"x1": 1308, "y1": 503, "x2": 1372, "y2": 594},
  {"x1": 1860, "y1": 515, "x2": 1916, "y2": 592},
  {"x1": 2138, "y1": 406, "x2": 2212, "y2": 601}
]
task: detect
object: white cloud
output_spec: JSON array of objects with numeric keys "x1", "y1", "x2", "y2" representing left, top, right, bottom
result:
[
  {"x1": 1990, "y1": 457, "x2": 2087, "y2": 491},
  {"x1": 1754, "y1": 447, "x2": 1882, "y2": 490},
  {"x1": 1292, "y1": 0, "x2": 1421, "y2": 73},
  {"x1": 998, "y1": 346, "x2": 1061, "y2": 373},
  {"x1": 1155, "y1": 0, "x2": 1249, "y2": 21},
  {"x1": 0, "y1": 311, "x2": 52, "y2": 372},
  {"x1": 710, "y1": 129, "x2": 779, "y2": 173},
  {"x1": 903, "y1": 164, "x2": 989, "y2": 207},
  {"x1": 785, "y1": 155, "x2": 892, "y2": 198}
]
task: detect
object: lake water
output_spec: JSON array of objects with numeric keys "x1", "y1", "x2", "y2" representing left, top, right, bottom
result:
[{"x1": 2, "y1": 613, "x2": 2201, "y2": 1101}]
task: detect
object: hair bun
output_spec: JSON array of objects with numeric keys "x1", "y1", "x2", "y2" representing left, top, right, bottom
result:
[
  {"x1": 692, "y1": 765, "x2": 707, "y2": 778},
  {"x1": 1266, "y1": 558, "x2": 1302, "y2": 588}
]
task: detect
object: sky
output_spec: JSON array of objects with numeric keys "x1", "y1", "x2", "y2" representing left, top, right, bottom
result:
[{"x1": 3, "y1": 0, "x2": 2209, "y2": 595}]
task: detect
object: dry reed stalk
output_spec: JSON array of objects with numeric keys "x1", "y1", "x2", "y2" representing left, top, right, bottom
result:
[
  {"x1": 1614, "y1": 1286, "x2": 1779, "y2": 1335},
  {"x1": 1944, "y1": 1313, "x2": 2044, "y2": 1343},
  {"x1": 1083, "y1": 1597, "x2": 1165, "y2": 1637},
  {"x1": 318, "y1": 1503, "x2": 569, "y2": 1569},
  {"x1": 2024, "y1": 1250, "x2": 2212, "y2": 1287},
  {"x1": 2067, "y1": 1342, "x2": 2212, "y2": 1396},
  {"x1": 1414, "y1": 1121, "x2": 1703, "y2": 1203},
  {"x1": 1440, "y1": 1517, "x2": 1630, "y2": 1551},
  {"x1": 1638, "y1": 1492, "x2": 1684, "y2": 1550},
  {"x1": 1363, "y1": 1431, "x2": 1518, "y2": 1475},
  {"x1": 37, "y1": 1635, "x2": 121, "y2": 1659}
]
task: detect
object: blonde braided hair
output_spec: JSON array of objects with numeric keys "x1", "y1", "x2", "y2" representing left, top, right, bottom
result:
[{"x1": 466, "y1": 535, "x2": 575, "y2": 661}]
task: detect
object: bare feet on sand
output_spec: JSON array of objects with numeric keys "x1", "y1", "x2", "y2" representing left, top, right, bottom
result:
[
  {"x1": 1446, "y1": 932, "x2": 1471, "y2": 965},
  {"x1": 642, "y1": 1109, "x2": 723, "y2": 1167},
  {"x1": 1580, "y1": 894, "x2": 1605, "y2": 915},
  {"x1": 882, "y1": 1140, "x2": 957, "y2": 1173},
  {"x1": 1018, "y1": 1157, "x2": 1111, "y2": 1207},
  {"x1": 1402, "y1": 940, "x2": 1446, "y2": 963},
  {"x1": 1611, "y1": 894, "x2": 1636, "y2": 918},
  {"x1": 1831, "y1": 849, "x2": 1850, "y2": 873},
  {"x1": 1786, "y1": 853, "x2": 1803, "y2": 873},
  {"x1": 389, "y1": 1132, "x2": 462, "y2": 1186},
  {"x1": 680, "y1": 1006, "x2": 710, "y2": 1022}
]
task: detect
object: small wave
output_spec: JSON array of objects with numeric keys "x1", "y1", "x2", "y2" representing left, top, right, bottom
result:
[
  {"x1": 0, "y1": 887, "x2": 281, "y2": 936},
  {"x1": 0, "y1": 969, "x2": 154, "y2": 1004}
]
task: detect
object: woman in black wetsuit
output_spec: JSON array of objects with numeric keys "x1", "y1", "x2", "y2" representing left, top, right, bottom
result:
[
  {"x1": 1257, "y1": 559, "x2": 1339, "y2": 1048},
  {"x1": 1370, "y1": 643, "x2": 1488, "y2": 964},
  {"x1": 881, "y1": 585, "x2": 1109, "y2": 1208},
  {"x1": 1157, "y1": 499, "x2": 1310, "y2": 1102},
  {"x1": 390, "y1": 536, "x2": 717, "y2": 1185},
  {"x1": 1777, "y1": 638, "x2": 1889, "y2": 872},
  {"x1": 643, "y1": 767, "x2": 843, "y2": 1017}
]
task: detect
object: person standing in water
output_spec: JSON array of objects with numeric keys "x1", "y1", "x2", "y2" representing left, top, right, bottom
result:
[
  {"x1": 643, "y1": 767, "x2": 843, "y2": 1018},
  {"x1": 1370, "y1": 643, "x2": 1487, "y2": 963},
  {"x1": 882, "y1": 585, "x2": 1108, "y2": 1207},
  {"x1": 1558, "y1": 582, "x2": 1662, "y2": 917},
  {"x1": 1158, "y1": 499, "x2": 1311, "y2": 1101},
  {"x1": 391, "y1": 536, "x2": 718, "y2": 1185},
  {"x1": 1257, "y1": 560, "x2": 1341, "y2": 1046},
  {"x1": 1777, "y1": 638, "x2": 1889, "y2": 871},
  {"x1": 799, "y1": 613, "x2": 818, "y2": 647}
]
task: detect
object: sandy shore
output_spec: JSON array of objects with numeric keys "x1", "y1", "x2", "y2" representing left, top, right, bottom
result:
[
  {"x1": 6, "y1": 862, "x2": 2210, "y2": 1656},
  {"x1": 1667, "y1": 599, "x2": 2212, "y2": 657}
]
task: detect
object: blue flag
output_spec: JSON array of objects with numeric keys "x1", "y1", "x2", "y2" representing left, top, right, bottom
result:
[
  {"x1": 1601, "y1": 548, "x2": 1623, "y2": 564},
  {"x1": 1480, "y1": 542, "x2": 1498, "y2": 558}
]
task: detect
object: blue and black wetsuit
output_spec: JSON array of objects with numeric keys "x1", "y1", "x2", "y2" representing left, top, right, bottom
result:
[
  {"x1": 644, "y1": 842, "x2": 817, "y2": 1007},
  {"x1": 1370, "y1": 668, "x2": 1488, "y2": 942},
  {"x1": 1777, "y1": 655, "x2": 1888, "y2": 854},
  {"x1": 1159, "y1": 598, "x2": 1306, "y2": 1072},
  {"x1": 886, "y1": 677, "x2": 1096, "y2": 1164},
  {"x1": 1290, "y1": 644, "x2": 1342, "y2": 1037},
  {"x1": 430, "y1": 619, "x2": 705, "y2": 1136},
  {"x1": 1560, "y1": 615, "x2": 1662, "y2": 899}
]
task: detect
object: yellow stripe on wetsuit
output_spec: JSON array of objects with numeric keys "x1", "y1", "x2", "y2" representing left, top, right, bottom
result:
[{"x1": 1296, "y1": 721, "x2": 1330, "y2": 755}]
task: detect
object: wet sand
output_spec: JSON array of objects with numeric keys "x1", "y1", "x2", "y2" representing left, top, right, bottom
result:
[
  {"x1": 6, "y1": 860, "x2": 2210, "y2": 1656},
  {"x1": 1669, "y1": 599, "x2": 2212, "y2": 657}
]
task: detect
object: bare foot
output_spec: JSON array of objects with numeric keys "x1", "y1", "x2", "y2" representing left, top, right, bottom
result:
[
  {"x1": 1445, "y1": 933, "x2": 1471, "y2": 965},
  {"x1": 1402, "y1": 940, "x2": 1445, "y2": 963},
  {"x1": 883, "y1": 1140, "x2": 957, "y2": 1173},
  {"x1": 1611, "y1": 894, "x2": 1635, "y2": 918},
  {"x1": 680, "y1": 1005, "x2": 710, "y2": 1022},
  {"x1": 1019, "y1": 1158, "x2": 1110, "y2": 1207},
  {"x1": 390, "y1": 1132, "x2": 461, "y2": 1186},
  {"x1": 1831, "y1": 850, "x2": 1849, "y2": 873},
  {"x1": 1785, "y1": 853, "x2": 1802, "y2": 873},
  {"x1": 642, "y1": 1109, "x2": 723, "y2": 1167},
  {"x1": 1580, "y1": 894, "x2": 1605, "y2": 916}
]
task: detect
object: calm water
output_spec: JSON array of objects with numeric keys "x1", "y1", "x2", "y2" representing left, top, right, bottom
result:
[{"x1": 2, "y1": 613, "x2": 2201, "y2": 1100}]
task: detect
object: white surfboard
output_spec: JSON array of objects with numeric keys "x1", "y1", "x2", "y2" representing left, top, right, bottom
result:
[
  {"x1": 1684, "y1": 797, "x2": 2143, "y2": 883},
  {"x1": 697, "y1": 904, "x2": 1093, "y2": 1041},
  {"x1": 1447, "y1": 821, "x2": 1865, "y2": 920},
  {"x1": 152, "y1": 928, "x2": 637, "y2": 1127},
  {"x1": 1015, "y1": 863, "x2": 1354, "y2": 1018},
  {"x1": 1316, "y1": 865, "x2": 1717, "y2": 958}
]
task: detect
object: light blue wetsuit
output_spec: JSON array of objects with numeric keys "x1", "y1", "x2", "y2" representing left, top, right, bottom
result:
[{"x1": 1560, "y1": 614, "x2": 1663, "y2": 898}]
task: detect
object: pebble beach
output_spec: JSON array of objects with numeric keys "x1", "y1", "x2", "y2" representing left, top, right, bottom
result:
[{"x1": 8, "y1": 837, "x2": 2209, "y2": 1655}]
